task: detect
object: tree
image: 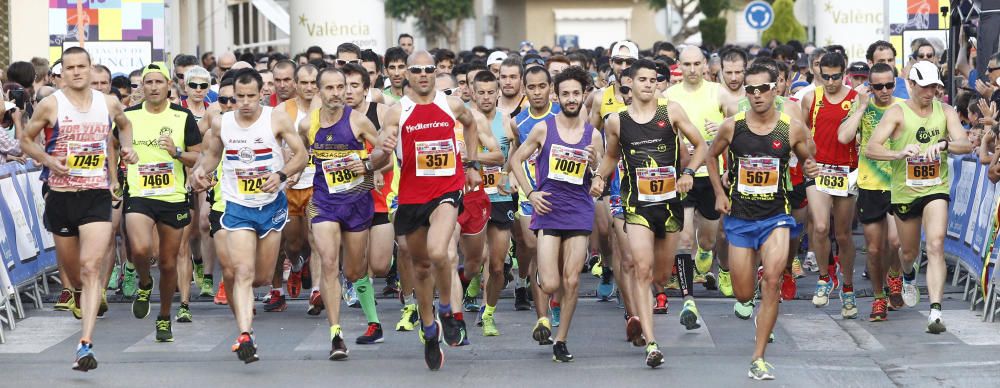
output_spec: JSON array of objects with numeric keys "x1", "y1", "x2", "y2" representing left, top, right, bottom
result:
[
  {"x1": 386, "y1": 0, "x2": 474, "y2": 50},
  {"x1": 646, "y1": 0, "x2": 702, "y2": 44},
  {"x1": 760, "y1": 0, "x2": 806, "y2": 45},
  {"x1": 698, "y1": 0, "x2": 730, "y2": 50}
]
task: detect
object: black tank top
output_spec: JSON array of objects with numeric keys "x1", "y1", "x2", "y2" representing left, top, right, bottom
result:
[
  {"x1": 365, "y1": 101, "x2": 381, "y2": 131},
  {"x1": 725, "y1": 111, "x2": 792, "y2": 220},
  {"x1": 619, "y1": 101, "x2": 682, "y2": 208}
]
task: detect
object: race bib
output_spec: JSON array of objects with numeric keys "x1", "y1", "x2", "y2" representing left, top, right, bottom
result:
[
  {"x1": 415, "y1": 139, "x2": 456, "y2": 177},
  {"x1": 816, "y1": 164, "x2": 850, "y2": 197},
  {"x1": 137, "y1": 162, "x2": 175, "y2": 196},
  {"x1": 454, "y1": 125, "x2": 466, "y2": 158},
  {"x1": 482, "y1": 166, "x2": 502, "y2": 195},
  {"x1": 322, "y1": 152, "x2": 363, "y2": 194},
  {"x1": 235, "y1": 166, "x2": 271, "y2": 197},
  {"x1": 636, "y1": 166, "x2": 676, "y2": 202},
  {"x1": 737, "y1": 157, "x2": 779, "y2": 195},
  {"x1": 66, "y1": 141, "x2": 107, "y2": 177},
  {"x1": 906, "y1": 156, "x2": 942, "y2": 187},
  {"x1": 548, "y1": 144, "x2": 589, "y2": 185}
]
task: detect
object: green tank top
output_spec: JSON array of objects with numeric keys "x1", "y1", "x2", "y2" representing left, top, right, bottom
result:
[
  {"x1": 889, "y1": 100, "x2": 949, "y2": 204},
  {"x1": 857, "y1": 98, "x2": 902, "y2": 191},
  {"x1": 124, "y1": 103, "x2": 194, "y2": 203}
]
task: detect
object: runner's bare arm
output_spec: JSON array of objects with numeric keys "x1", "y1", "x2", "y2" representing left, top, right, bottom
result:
[
  {"x1": 591, "y1": 113, "x2": 621, "y2": 197},
  {"x1": 504, "y1": 116, "x2": 521, "y2": 173},
  {"x1": 274, "y1": 109, "x2": 308, "y2": 176},
  {"x1": 865, "y1": 105, "x2": 906, "y2": 161},
  {"x1": 799, "y1": 92, "x2": 815, "y2": 130},
  {"x1": 107, "y1": 94, "x2": 137, "y2": 163},
  {"x1": 508, "y1": 121, "x2": 546, "y2": 194},
  {"x1": 790, "y1": 118, "x2": 819, "y2": 178},
  {"x1": 377, "y1": 104, "x2": 402, "y2": 157},
  {"x1": 190, "y1": 117, "x2": 223, "y2": 191},
  {"x1": 475, "y1": 111, "x2": 503, "y2": 166},
  {"x1": 588, "y1": 88, "x2": 604, "y2": 130},
  {"x1": 836, "y1": 99, "x2": 866, "y2": 145},
  {"x1": 670, "y1": 101, "x2": 708, "y2": 173},
  {"x1": 706, "y1": 117, "x2": 734, "y2": 199},
  {"x1": 939, "y1": 104, "x2": 972, "y2": 156},
  {"x1": 351, "y1": 110, "x2": 390, "y2": 170},
  {"x1": 17, "y1": 97, "x2": 59, "y2": 171},
  {"x1": 452, "y1": 97, "x2": 480, "y2": 163}
]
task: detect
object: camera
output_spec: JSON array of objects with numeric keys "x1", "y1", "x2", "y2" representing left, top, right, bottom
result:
[{"x1": 8, "y1": 88, "x2": 27, "y2": 110}]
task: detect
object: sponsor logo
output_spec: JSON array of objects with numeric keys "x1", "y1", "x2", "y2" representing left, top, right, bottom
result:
[
  {"x1": 238, "y1": 147, "x2": 256, "y2": 163},
  {"x1": 177, "y1": 212, "x2": 189, "y2": 221},
  {"x1": 772, "y1": 140, "x2": 782, "y2": 150},
  {"x1": 657, "y1": 120, "x2": 667, "y2": 128},
  {"x1": 159, "y1": 127, "x2": 173, "y2": 137},
  {"x1": 404, "y1": 121, "x2": 450, "y2": 133},
  {"x1": 272, "y1": 208, "x2": 288, "y2": 224},
  {"x1": 255, "y1": 137, "x2": 264, "y2": 144}
]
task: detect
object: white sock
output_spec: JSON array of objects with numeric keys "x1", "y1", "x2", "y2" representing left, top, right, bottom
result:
[
  {"x1": 274, "y1": 287, "x2": 284, "y2": 295},
  {"x1": 514, "y1": 276, "x2": 526, "y2": 289}
]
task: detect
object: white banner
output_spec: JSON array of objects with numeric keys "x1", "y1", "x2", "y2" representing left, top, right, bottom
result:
[
  {"x1": 63, "y1": 41, "x2": 153, "y2": 76},
  {"x1": 813, "y1": 0, "x2": 886, "y2": 63},
  {"x1": 0, "y1": 178, "x2": 38, "y2": 260},
  {"x1": 27, "y1": 171, "x2": 54, "y2": 250},
  {"x1": 289, "y1": 0, "x2": 387, "y2": 54}
]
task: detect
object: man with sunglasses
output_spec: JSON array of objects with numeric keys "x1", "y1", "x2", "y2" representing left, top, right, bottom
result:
[
  {"x1": 377, "y1": 51, "x2": 482, "y2": 370},
  {"x1": 707, "y1": 63, "x2": 819, "y2": 381},
  {"x1": 836, "y1": 62, "x2": 906, "y2": 321},
  {"x1": 335, "y1": 43, "x2": 363, "y2": 69},
  {"x1": 799, "y1": 51, "x2": 862, "y2": 318},
  {"x1": 122, "y1": 63, "x2": 203, "y2": 342},
  {"x1": 591, "y1": 59, "x2": 707, "y2": 368},
  {"x1": 174, "y1": 55, "x2": 217, "y2": 104},
  {"x1": 865, "y1": 60, "x2": 972, "y2": 334}
]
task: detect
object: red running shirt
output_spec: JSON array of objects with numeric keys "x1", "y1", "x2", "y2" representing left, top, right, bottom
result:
[
  {"x1": 395, "y1": 92, "x2": 465, "y2": 204},
  {"x1": 807, "y1": 87, "x2": 859, "y2": 168}
]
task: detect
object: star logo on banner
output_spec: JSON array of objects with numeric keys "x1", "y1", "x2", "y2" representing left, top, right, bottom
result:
[
  {"x1": 825, "y1": 2, "x2": 833, "y2": 12},
  {"x1": 299, "y1": 14, "x2": 308, "y2": 26}
]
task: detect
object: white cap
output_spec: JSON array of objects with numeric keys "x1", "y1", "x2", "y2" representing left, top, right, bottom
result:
[
  {"x1": 50, "y1": 63, "x2": 62, "y2": 76},
  {"x1": 610, "y1": 40, "x2": 639, "y2": 60},
  {"x1": 908, "y1": 61, "x2": 943, "y2": 87},
  {"x1": 487, "y1": 51, "x2": 508, "y2": 67}
]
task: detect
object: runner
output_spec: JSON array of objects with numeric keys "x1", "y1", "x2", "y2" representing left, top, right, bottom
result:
[
  {"x1": 122, "y1": 63, "x2": 203, "y2": 339},
  {"x1": 268, "y1": 60, "x2": 296, "y2": 107},
  {"x1": 498, "y1": 56, "x2": 528, "y2": 118},
  {"x1": 799, "y1": 51, "x2": 862, "y2": 318},
  {"x1": 376, "y1": 50, "x2": 482, "y2": 370},
  {"x1": 300, "y1": 67, "x2": 389, "y2": 360},
  {"x1": 509, "y1": 66, "x2": 604, "y2": 362},
  {"x1": 382, "y1": 48, "x2": 408, "y2": 105},
  {"x1": 865, "y1": 61, "x2": 972, "y2": 334},
  {"x1": 190, "y1": 68, "x2": 308, "y2": 363},
  {"x1": 707, "y1": 62, "x2": 819, "y2": 380},
  {"x1": 591, "y1": 59, "x2": 708, "y2": 367},
  {"x1": 835, "y1": 62, "x2": 905, "y2": 320},
  {"x1": 18, "y1": 46, "x2": 138, "y2": 371}
]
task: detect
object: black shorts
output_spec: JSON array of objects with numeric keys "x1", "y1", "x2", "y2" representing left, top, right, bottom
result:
[
  {"x1": 537, "y1": 229, "x2": 591, "y2": 239},
  {"x1": 44, "y1": 189, "x2": 112, "y2": 237},
  {"x1": 372, "y1": 212, "x2": 391, "y2": 226},
  {"x1": 124, "y1": 196, "x2": 192, "y2": 229},
  {"x1": 857, "y1": 189, "x2": 892, "y2": 224},
  {"x1": 208, "y1": 210, "x2": 223, "y2": 238},
  {"x1": 394, "y1": 191, "x2": 463, "y2": 236},
  {"x1": 624, "y1": 201, "x2": 685, "y2": 239},
  {"x1": 789, "y1": 182, "x2": 808, "y2": 210},
  {"x1": 681, "y1": 177, "x2": 721, "y2": 220},
  {"x1": 892, "y1": 193, "x2": 950, "y2": 221},
  {"x1": 488, "y1": 201, "x2": 516, "y2": 229}
]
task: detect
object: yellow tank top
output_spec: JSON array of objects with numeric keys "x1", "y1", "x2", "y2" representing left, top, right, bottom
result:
[
  {"x1": 599, "y1": 86, "x2": 627, "y2": 120},
  {"x1": 666, "y1": 81, "x2": 724, "y2": 177}
]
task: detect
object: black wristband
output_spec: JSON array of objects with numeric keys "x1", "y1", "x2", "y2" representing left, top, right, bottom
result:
[
  {"x1": 682, "y1": 167, "x2": 696, "y2": 176},
  {"x1": 526, "y1": 190, "x2": 535, "y2": 199},
  {"x1": 276, "y1": 171, "x2": 288, "y2": 182}
]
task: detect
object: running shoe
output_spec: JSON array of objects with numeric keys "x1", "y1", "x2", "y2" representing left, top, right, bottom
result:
[
  {"x1": 679, "y1": 299, "x2": 702, "y2": 330},
  {"x1": 463, "y1": 294, "x2": 480, "y2": 313},
  {"x1": 694, "y1": 272, "x2": 707, "y2": 284},
  {"x1": 263, "y1": 290, "x2": 287, "y2": 312},
  {"x1": 481, "y1": 313, "x2": 499, "y2": 336},
  {"x1": 356, "y1": 323, "x2": 384, "y2": 344},
  {"x1": 734, "y1": 300, "x2": 754, "y2": 320},
  {"x1": 175, "y1": 303, "x2": 192, "y2": 323},
  {"x1": 107, "y1": 263, "x2": 122, "y2": 290},
  {"x1": 54, "y1": 288, "x2": 72, "y2": 311},
  {"x1": 344, "y1": 282, "x2": 360, "y2": 308},
  {"x1": 457, "y1": 318, "x2": 470, "y2": 346},
  {"x1": 748, "y1": 358, "x2": 775, "y2": 380},
  {"x1": 70, "y1": 290, "x2": 82, "y2": 320},
  {"x1": 869, "y1": 298, "x2": 888, "y2": 322},
  {"x1": 626, "y1": 316, "x2": 644, "y2": 347},
  {"x1": 503, "y1": 260, "x2": 514, "y2": 289},
  {"x1": 422, "y1": 321, "x2": 444, "y2": 370},
  {"x1": 122, "y1": 265, "x2": 138, "y2": 298},
  {"x1": 72, "y1": 342, "x2": 98, "y2": 372},
  {"x1": 199, "y1": 277, "x2": 214, "y2": 298},
  {"x1": 596, "y1": 270, "x2": 615, "y2": 301},
  {"x1": 653, "y1": 292, "x2": 669, "y2": 314},
  {"x1": 232, "y1": 332, "x2": 259, "y2": 364},
  {"x1": 382, "y1": 277, "x2": 400, "y2": 297},
  {"x1": 695, "y1": 249, "x2": 713, "y2": 274},
  {"x1": 645, "y1": 342, "x2": 664, "y2": 368},
  {"x1": 97, "y1": 293, "x2": 108, "y2": 319},
  {"x1": 780, "y1": 271, "x2": 796, "y2": 301},
  {"x1": 514, "y1": 287, "x2": 531, "y2": 311},
  {"x1": 791, "y1": 256, "x2": 805, "y2": 279},
  {"x1": 926, "y1": 308, "x2": 946, "y2": 334},
  {"x1": 886, "y1": 273, "x2": 905, "y2": 309},
  {"x1": 132, "y1": 283, "x2": 153, "y2": 319},
  {"x1": 193, "y1": 263, "x2": 205, "y2": 287},
  {"x1": 330, "y1": 329, "x2": 349, "y2": 360},
  {"x1": 803, "y1": 252, "x2": 818, "y2": 272},
  {"x1": 155, "y1": 318, "x2": 173, "y2": 342},
  {"x1": 666, "y1": 273, "x2": 680, "y2": 290},
  {"x1": 588, "y1": 254, "x2": 602, "y2": 277},
  {"x1": 552, "y1": 341, "x2": 573, "y2": 362},
  {"x1": 703, "y1": 271, "x2": 718, "y2": 290},
  {"x1": 396, "y1": 304, "x2": 419, "y2": 331},
  {"x1": 301, "y1": 257, "x2": 313, "y2": 290},
  {"x1": 287, "y1": 270, "x2": 302, "y2": 299},
  {"x1": 551, "y1": 306, "x2": 561, "y2": 327},
  {"x1": 718, "y1": 270, "x2": 733, "y2": 297},
  {"x1": 841, "y1": 291, "x2": 859, "y2": 319},
  {"x1": 532, "y1": 317, "x2": 553, "y2": 345},
  {"x1": 440, "y1": 312, "x2": 463, "y2": 347},
  {"x1": 214, "y1": 281, "x2": 228, "y2": 305},
  {"x1": 902, "y1": 276, "x2": 920, "y2": 307},
  {"x1": 307, "y1": 290, "x2": 324, "y2": 316},
  {"x1": 812, "y1": 280, "x2": 833, "y2": 307},
  {"x1": 476, "y1": 305, "x2": 485, "y2": 327},
  {"x1": 829, "y1": 262, "x2": 841, "y2": 290}
]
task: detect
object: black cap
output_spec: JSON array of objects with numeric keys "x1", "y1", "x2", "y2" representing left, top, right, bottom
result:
[{"x1": 847, "y1": 61, "x2": 871, "y2": 76}]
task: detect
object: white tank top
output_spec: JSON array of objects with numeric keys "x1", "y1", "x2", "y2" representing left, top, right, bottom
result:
[
  {"x1": 47, "y1": 89, "x2": 112, "y2": 190},
  {"x1": 220, "y1": 107, "x2": 285, "y2": 207},
  {"x1": 289, "y1": 108, "x2": 315, "y2": 189}
]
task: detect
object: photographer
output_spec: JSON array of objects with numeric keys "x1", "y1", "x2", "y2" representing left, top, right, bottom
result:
[{"x1": 2, "y1": 61, "x2": 37, "y2": 164}]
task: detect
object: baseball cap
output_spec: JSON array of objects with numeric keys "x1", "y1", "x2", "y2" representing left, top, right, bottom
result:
[
  {"x1": 50, "y1": 63, "x2": 62, "y2": 76},
  {"x1": 611, "y1": 40, "x2": 639, "y2": 60},
  {"x1": 487, "y1": 51, "x2": 508, "y2": 67},
  {"x1": 141, "y1": 62, "x2": 171, "y2": 81},
  {"x1": 908, "y1": 61, "x2": 943, "y2": 87},
  {"x1": 847, "y1": 62, "x2": 870, "y2": 77}
]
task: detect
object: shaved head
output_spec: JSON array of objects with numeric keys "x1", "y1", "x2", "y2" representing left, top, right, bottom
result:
[
  {"x1": 679, "y1": 46, "x2": 705, "y2": 63},
  {"x1": 407, "y1": 50, "x2": 434, "y2": 66}
]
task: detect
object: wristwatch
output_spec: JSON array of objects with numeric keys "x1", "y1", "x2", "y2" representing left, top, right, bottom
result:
[
  {"x1": 173, "y1": 146, "x2": 182, "y2": 159},
  {"x1": 363, "y1": 158, "x2": 373, "y2": 172},
  {"x1": 682, "y1": 167, "x2": 696, "y2": 177},
  {"x1": 276, "y1": 171, "x2": 288, "y2": 182},
  {"x1": 463, "y1": 160, "x2": 481, "y2": 170}
]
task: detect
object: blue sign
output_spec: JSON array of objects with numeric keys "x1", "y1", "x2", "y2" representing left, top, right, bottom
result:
[
  {"x1": 745, "y1": 1, "x2": 774, "y2": 31},
  {"x1": 556, "y1": 35, "x2": 578, "y2": 49}
]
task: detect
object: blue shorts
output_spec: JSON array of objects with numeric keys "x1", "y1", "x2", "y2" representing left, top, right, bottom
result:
[
  {"x1": 723, "y1": 213, "x2": 795, "y2": 250},
  {"x1": 221, "y1": 192, "x2": 289, "y2": 238},
  {"x1": 518, "y1": 201, "x2": 534, "y2": 217}
]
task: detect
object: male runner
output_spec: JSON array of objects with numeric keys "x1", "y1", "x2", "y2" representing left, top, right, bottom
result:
[
  {"x1": 498, "y1": 56, "x2": 528, "y2": 118},
  {"x1": 591, "y1": 59, "x2": 708, "y2": 367},
  {"x1": 198, "y1": 75, "x2": 237, "y2": 306},
  {"x1": 708, "y1": 63, "x2": 819, "y2": 380},
  {"x1": 510, "y1": 66, "x2": 604, "y2": 362},
  {"x1": 123, "y1": 63, "x2": 202, "y2": 339},
  {"x1": 865, "y1": 61, "x2": 971, "y2": 333},
  {"x1": 377, "y1": 51, "x2": 481, "y2": 370},
  {"x1": 799, "y1": 51, "x2": 862, "y2": 318},
  {"x1": 836, "y1": 63, "x2": 905, "y2": 320},
  {"x1": 18, "y1": 46, "x2": 138, "y2": 371},
  {"x1": 190, "y1": 69, "x2": 307, "y2": 363},
  {"x1": 300, "y1": 67, "x2": 389, "y2": 360},
  {"x1": 267, "y1": 60, "x2": 296, "y2": 107},
  {"x1": 383, "y1": 48, "x2": 408, "y2": 105}
]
